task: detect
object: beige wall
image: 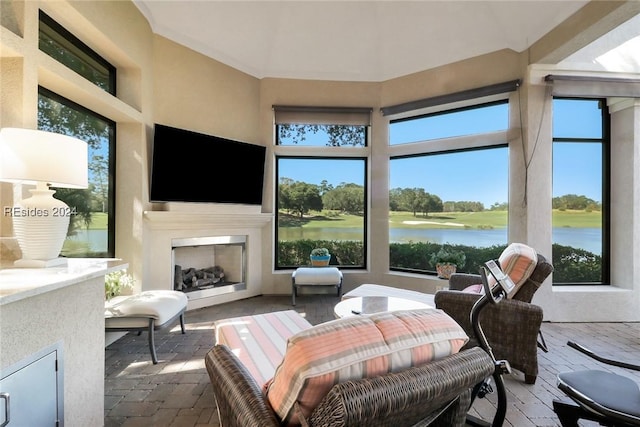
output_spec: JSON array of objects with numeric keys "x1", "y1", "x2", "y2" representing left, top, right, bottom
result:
[
  {"x1": 1, "y1": 0, "x2": 639, "y2": 327},
  {"x1": 152, "y1": 35, "x2": 261, "y2": 144}
]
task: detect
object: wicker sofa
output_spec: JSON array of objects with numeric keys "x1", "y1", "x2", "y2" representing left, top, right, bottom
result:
[
  {"x1": 435, "y1": 251, "x2": 554, "y2": 384},
  {"x1": 205, "y1": 309, "x2": 494, "y2": 427}
]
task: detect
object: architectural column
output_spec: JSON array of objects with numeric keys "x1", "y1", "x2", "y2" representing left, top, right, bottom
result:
[{"x1": 609, "y1": 98, "x2": 640, "y2": 291}]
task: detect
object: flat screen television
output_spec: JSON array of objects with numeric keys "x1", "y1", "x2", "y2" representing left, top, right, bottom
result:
[{"x1": 150, "y1": 124, "x2": 266, "y2": 205}]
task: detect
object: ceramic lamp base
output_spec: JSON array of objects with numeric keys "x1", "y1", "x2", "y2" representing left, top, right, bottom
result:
[{"x1": 11, "y1": 187, "x2": 71, "y2": 267}]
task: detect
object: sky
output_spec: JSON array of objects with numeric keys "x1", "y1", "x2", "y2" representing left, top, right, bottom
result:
[{"x1": 278, "y1": 98, "x2": 603, "y2": 208}]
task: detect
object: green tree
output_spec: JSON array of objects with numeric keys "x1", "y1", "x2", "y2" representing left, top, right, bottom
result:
[
  {"x1": 422, "y1": 193, "x2": 443, "y2": 216},
  {"x1": 389, "y1": 188, "x2": 402, "y2": 211},
  {"x1": 323, "y1": 183, "x2": 364, "y2": 214},
  {"x1": 398, "y1": 188, "x2": 428, "y2": 217},
  {"x1": 89, "y1": 154, "x2": 109, "y2": 212},
  {"x1": 278, "y1": 124, "x2": 365, "y2": 147},
  {"x1": 279, "y1": 179, "x2": 323, "y2": 218},
  {"x1": 552, "y1": 194, "x2": 600, "y2": 210},
  {"x1": 451, "y1": 201, "x2": 484, "y2": 212},
  {"x1": 490, "y1": 202, "x2": 508, "y2": 210},
  {"x1": 38, "y1": 93, "x2": 110, "y2": 233},
  {"x1": 53, "y1": 187, "x2": 93, "y2": 233},
  {"x1": 319, "y1": 179, "x2": 334, "y2": 195}
]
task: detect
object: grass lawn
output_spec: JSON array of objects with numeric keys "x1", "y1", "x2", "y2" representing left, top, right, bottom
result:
[
  {"x1": 279, "y1": 209, "x2": 602, "y2": 229},
  {"x1": 552, "y1": 209, "x2": 602, "y2": 228},
  {"x1": 389, "y1": 210, "x2": 508, "y2": 229},
  {"x1": 86, "y1": 212, "x2": 107, "y2": 229}
]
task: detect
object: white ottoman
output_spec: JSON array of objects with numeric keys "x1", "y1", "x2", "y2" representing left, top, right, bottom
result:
[
  {"x1": 291, "y1": 267, "x2": 343, "y2": 305},
  {"x1": 105, "y1": 290, "x2": 188, "y2": 364}
]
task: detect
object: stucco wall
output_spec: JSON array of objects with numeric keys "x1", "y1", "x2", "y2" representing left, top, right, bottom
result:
[{"x1": 0, "y1": 275, "x2": 106, "y2": 426}]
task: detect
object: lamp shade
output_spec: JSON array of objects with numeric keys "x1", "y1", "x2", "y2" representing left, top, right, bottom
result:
[{"x1": 0, "y1": 127, "x2": 88, "y2": 188}]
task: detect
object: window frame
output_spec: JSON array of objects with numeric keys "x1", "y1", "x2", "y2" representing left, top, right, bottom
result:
[
  {"x1": 551, "y1": 96, "x2": 610, "y2": 285},
  {"x1": 38, "y1": 86, "x2": 116, "y2": 258},
  {"x1": 273, "y1": 111, "x2": 371, "y2": 270},
  {"x1": 389, "y1": 99, "x2": 509, "y2": 145},
  {"x1": 38, "y1": 10, "x2": 116, "y2": 95},
  {"x1": 387, "y1": 96, "x2": 512, "y2": 276}
]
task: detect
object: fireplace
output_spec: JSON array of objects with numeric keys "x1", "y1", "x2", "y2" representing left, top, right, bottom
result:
[
  {"x1": 172, "y1": 235, "x2": 246, "y2": 301},
  {"x1": 143, "y1": 207, "x2": 272, "y2": 309}
]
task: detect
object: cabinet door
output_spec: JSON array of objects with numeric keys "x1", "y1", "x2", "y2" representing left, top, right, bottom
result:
[{"x1": 0, "y1": 349, "x2": 60, "y2": 426}]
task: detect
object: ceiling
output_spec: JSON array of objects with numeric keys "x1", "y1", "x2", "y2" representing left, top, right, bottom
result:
[{"x1": 133, "y1": 1, "x2": 590, "y2": 82}]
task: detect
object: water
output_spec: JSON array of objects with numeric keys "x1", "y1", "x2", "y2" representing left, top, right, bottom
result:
[
  {"x1": 552, "y1": 228, "x2": 601, "y2": 254},
  {"x1": 66, "y1": 229, "x2": 108, "y2": 252},
  {"x1": 74, "y1": 226, "x2": 602, "y2": 256},
  {"x1": 280, "y1": 226, "x2": 602, "y2": 254},
  {"x1": 389, "y1": 227, "x2": 507, "y2": 247}
]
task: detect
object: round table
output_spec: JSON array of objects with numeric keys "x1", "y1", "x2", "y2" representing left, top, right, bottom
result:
[{"x1": 334, "y1": 296, "x2": 432, "y2": 318}]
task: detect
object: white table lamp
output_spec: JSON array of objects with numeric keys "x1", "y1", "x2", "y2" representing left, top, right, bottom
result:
[{"x1": 0, "y1": 128, "x2": 88, "y2": 267}]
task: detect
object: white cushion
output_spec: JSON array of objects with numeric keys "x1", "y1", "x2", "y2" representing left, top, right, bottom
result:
[
  {"x1": 105, "y1": 290, "x2": 187, "y2": 328},
  {"x1": 293, "y1": 267, "x2": 342, "y2": 285}
]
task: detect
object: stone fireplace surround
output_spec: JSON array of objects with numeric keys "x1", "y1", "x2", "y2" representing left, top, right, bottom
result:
[{"x1": 143, "y1": 204, "x2": 272, "y2": 310}]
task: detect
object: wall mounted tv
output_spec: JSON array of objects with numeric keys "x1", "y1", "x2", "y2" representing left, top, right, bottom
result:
[{"x1": 150, "y1": 124, "x2": 266, "y2": 205}]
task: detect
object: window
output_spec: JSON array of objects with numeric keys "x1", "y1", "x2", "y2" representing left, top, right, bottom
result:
[
  {"x1": 37, "y1": 12, "x2": 116, "y2": 258},
  {"x1": 552, "y1": 98, "x2": 609, "y2": 284},
  {"x1": 390, "y1": 101, "x2": 509, "y2": 144},
  {"x1": 39, "y1": 10, "x2": 116, "y2": 94},
  {"x1": 274, "y1": 107, "x2": 370, "y2": 269},
  {"x1": 388, "y1": 101, "x2": 510, "y2": 275},
  {"x1": 38, "y1": 88, "x2": 115, "y2": 258},
  {"x1": 275, "y1": 106, "x2": 369, "y2": 147}
]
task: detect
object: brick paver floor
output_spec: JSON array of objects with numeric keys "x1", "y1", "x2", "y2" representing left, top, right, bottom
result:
[{"x1": 105, "y1": 295, "x2": 640, "y2": 426}]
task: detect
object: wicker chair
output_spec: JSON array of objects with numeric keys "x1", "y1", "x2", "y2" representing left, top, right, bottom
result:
[
  {"x1": 434, "y1": 253, "x2": 553, "y2": 384},
  {"x1": 205, "y1": 344, "x2": 494, "y2": 427}
]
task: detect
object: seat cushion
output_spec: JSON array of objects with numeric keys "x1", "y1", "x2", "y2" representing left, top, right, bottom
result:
[
  {"x1": 265, "y1": 308, "x2": 468, "y2": 425},
  {"x1": 214, "y1": 310, "x2": 313, "y2": 385},
  {"x1": 292, "y1": 267, "x2": 342, "y2": 285},
  {"x1": 104, "y1": 290, "x2": 188, "y2": 328},
  {"x1": 494, "y1": 243, "x2": 538, "y2": 298}
]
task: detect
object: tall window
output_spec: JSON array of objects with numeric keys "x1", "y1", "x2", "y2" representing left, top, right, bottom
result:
[
  {"x1": 388, "y1": 101, "x2": 510, "y2": 275},
  {"x1": 37, "y1": 11, "x2": 116, "y2": 257},
  {"x1": 274, "y1": 107, "x2": 370, "y2": 269},
  {"x1": 552, "y1": 98, "x2": 609, "y2": 284},
  {"x1": 38, "y1": 88, "x2": 115, "y2": 257}
]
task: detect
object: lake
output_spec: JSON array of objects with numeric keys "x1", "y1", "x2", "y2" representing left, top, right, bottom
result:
[
  {"x1": 279, "y1": 227, "x2": 602, "y2": 255},
  {"x1": 73, "y1": 226, "x2": 603, "y2": 255}
]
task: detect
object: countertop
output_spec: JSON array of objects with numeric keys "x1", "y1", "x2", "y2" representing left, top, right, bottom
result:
[{"x1": 0, "y1": 258, "x2": 128, "y2": 305}]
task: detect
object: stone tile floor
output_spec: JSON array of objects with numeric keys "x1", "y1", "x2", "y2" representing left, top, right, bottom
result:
[{"x1": 105, "y1": 295, "x2": 640, "y2": 426}]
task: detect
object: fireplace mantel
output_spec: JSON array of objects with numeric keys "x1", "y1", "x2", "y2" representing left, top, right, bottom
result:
[{"x1": 143, "y1": 210, "x2": 273, "y2": 230}]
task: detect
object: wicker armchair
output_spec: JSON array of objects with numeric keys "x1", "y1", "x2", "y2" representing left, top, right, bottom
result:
[
  {"x1": 434, "y1": 253, "x2": 553, "y2": 384},
  {"x1": 205, "y1": 344, "x2": 494, "y2": 427}
]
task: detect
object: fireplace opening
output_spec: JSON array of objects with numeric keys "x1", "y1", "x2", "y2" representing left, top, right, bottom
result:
[{"x1": 172, "y1": 235, "x2": 247, "y2": 300}]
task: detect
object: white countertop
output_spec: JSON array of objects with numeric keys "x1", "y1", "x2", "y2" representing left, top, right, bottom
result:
[{"x1": 0, "y1": 258, "x2": 128, "y2": 305}]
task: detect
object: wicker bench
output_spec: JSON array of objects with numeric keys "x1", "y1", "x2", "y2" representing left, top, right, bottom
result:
[
  {"x1": 207, "y1": 308, "x2": 494, "y2": 426},
  {"x1": 105, "y1": 290, "x2": 188, "y2": 364}
]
